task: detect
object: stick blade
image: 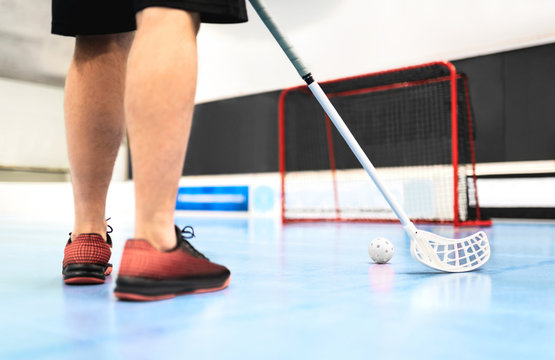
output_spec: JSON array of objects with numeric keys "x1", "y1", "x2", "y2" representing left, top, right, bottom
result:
[{"x1": 410, "y1": 230, "x2": 490, "y2": 272}]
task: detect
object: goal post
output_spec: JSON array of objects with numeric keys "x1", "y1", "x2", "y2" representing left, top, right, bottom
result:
[{"x1": 278, "y1": 61, "x2": 491, "y2": 226}]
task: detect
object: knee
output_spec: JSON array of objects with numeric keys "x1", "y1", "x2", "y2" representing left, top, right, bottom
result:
[
  {"x1": 136, "y1": 7, "x2": 200, "y2": 36},
  {"x1": 73, "y1": 32, "x2": 135, "y2": 64}
]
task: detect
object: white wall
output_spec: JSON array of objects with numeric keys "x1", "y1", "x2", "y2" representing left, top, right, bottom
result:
[
  {"x1": 0, "y1": 77, "x2": 128, "y2": 178},
  {"x1": 196, "y1": 0, "x2": 555, "y2": 102},
  {"x1": 0, "y1": 78, "x2": 68, "y2": 169}
]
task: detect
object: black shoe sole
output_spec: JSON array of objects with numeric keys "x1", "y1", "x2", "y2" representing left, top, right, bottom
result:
[
  {"x1": 114, "y1": 272, "x2": 230, "y2": 301},
  {"x1": 63, "y1": 263, "x2": 111, "y2": 284}
]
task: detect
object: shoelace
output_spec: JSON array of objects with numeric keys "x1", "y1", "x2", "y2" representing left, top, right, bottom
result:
[
  {"x1": 106, "y1": 217, "x2": 113, "y2": 235},
  {"x1": 179, "y1": 226, "x2": 208, "y2": 260},
  {"x1": 181, "y1": 225, "x2": 195, "y2": 239}
]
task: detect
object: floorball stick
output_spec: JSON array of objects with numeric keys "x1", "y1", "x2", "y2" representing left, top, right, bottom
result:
[{"x1": 249, "y1": 0, "x2": 490, "y2": 272}]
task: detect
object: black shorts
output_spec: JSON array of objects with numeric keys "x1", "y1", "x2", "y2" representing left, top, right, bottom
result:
[{"x1": 51, "y1": 0, "x2": 248, "y2": 37}]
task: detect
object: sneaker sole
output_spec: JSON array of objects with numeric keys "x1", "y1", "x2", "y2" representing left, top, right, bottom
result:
[
  {"x1": 114, "y1": 276, "x2": 230, "y2": 301},
  {"x1": 63, "y1": 263, "x2": 112, "y2": 285},
  {"x1": 65, "y1": 277, "x2": 106, "y2": 285}
]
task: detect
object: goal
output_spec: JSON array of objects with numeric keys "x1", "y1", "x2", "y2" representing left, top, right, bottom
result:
[{"x1": 278, "y1": 61, "x2": 490, "y2": 226}]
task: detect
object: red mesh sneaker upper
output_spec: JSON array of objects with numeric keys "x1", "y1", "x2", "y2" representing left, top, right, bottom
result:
[
  {"x1": 63, "y1": 234, "x2": 112, "y2": 267},
  {"x1": 118, "y1": 239, "x2": 229, "y2": 280}
]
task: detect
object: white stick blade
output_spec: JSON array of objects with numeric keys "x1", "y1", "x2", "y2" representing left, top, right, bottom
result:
[{"x1": 410, "y1": 230, "x2": 490, "y2": 272}]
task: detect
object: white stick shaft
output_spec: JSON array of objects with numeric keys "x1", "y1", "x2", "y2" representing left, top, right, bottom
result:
[{"x1": 308, "y1": 82, "x2": 414, "y2": 229}]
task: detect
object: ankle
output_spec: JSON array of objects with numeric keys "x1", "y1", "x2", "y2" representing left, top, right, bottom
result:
[
  {"x1": 72, "y1": 216, "x2": 110, "y2": 241},
  {"x1": 72, "y1": 224, "x2": 108, "y2": 241},
  {"x1": 134, "y1": 224, "x2": 177, "y2": 251}
]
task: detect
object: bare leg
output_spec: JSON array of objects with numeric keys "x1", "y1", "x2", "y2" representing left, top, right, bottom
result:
[
  {"x1": 65, "y1": 33, "x2": 134, "y2": 239},
  {"x1": 125, "y1": 8, "x2": 200, "y2": 250}
]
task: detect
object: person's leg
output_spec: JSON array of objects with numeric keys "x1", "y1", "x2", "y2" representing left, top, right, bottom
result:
[
  {"x1": 65, "y1": 33, "x2": 134, "y2": 239},
  {"x1": 125, "y1": 7, "x2": 200, "y2": 250},
  {"x1": 62, "y1": 33, "x2": 134, "y2": 284}
]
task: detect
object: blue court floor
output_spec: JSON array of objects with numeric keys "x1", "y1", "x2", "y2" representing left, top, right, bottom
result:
[{"x1": 1, "y1": 217, "x2": 554, "y2": 360}]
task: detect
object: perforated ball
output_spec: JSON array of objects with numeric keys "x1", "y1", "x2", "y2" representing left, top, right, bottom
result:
[{"x1": 368, "y1": 237, "x2": 394, "y2": 264}]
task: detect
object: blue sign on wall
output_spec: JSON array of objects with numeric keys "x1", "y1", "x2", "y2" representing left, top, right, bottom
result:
[{"x1": 175, "y1": 186, "x2": 249, "y2": 212}]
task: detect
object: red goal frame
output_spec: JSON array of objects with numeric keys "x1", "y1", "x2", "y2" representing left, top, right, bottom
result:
[{"x1": 278, "y1": 61, "x2": 491, "y2": 227}]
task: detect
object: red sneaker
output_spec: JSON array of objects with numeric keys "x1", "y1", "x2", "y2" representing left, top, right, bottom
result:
[
  {"x1": 114, "y1": 226, "x2": 230, "y2": 301},
  {"x1": 62, "y1": 233, "x2": 113, "y2": 284}
]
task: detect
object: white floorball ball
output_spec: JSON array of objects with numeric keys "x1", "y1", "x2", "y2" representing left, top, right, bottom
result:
[{"x1": 368, "y1": 237, "x2": 394, "y2": 264}]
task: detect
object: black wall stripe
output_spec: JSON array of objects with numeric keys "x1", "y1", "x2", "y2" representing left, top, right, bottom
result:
[{"x1": 178, "y1": 43, "x2": 555, "y2": 176}]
